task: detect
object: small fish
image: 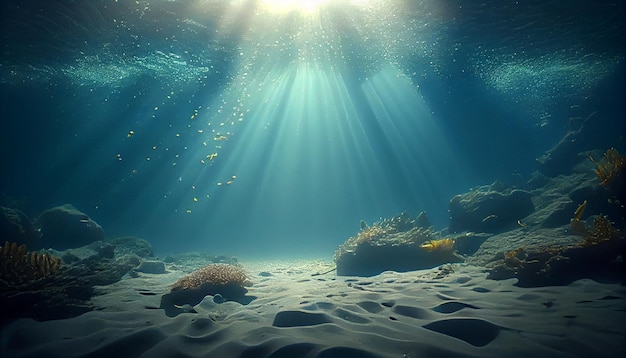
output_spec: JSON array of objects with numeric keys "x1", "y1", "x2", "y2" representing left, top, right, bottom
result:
[
  {"x1": 517, "y1": 219, "x2": 527, "y2": 227},
  {"x1": 573, "y1": 200, "x2": 587, "y2": 221},
  {"x1": 127, "y1": 130, "x2": 135, "y2": 138},
  {"x1": 482, "y1": 214, "x2": 497, "y2": 222},
  {"x1": 420, "y1": 238, "x2": 455, "y2": 252}
]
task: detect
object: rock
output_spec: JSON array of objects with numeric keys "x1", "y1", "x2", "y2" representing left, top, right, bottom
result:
[
  {"x1": 335, "y1": 243, "x2": 464, "y2": 277},
  {"x1": 0, "y1": 241, "x2": 139, "y2": 325},
  {"x1": 0, "y1": 206, "x2": 39, "y2": 248},
  {"x1": 448, "y1": 183, "x2": 534, "y2": 233},
  {"x1": 486, "y1": 235, "x2": 626, "y2": 287},
  {"x1": 335, "y1": 216, "x2": 464, "y2": 277},
  {"x1": 415, "y1": 211, "x2": 431, "y2": 228},
  {"x1": 536, "y1": 112, "x2": 621, "y2": 177},
  {"x1": 136, "y1": 260, "x2": 166, "y2": 274},
  {"x1": 107, "y1": 236, "x2": 154, "y2": 258},
  {"x1": 36, "y1": 204, "x2": 104, "y2": 250}
]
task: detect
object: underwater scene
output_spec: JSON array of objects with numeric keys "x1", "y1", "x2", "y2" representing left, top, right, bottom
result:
[{"x1": 0, "y1": 0, "x2": 624, "y2": 357}]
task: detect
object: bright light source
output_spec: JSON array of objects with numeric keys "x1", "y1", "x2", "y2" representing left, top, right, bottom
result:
[{"x1": 259, "y1": 0, "x2": 331, "y2": 15}]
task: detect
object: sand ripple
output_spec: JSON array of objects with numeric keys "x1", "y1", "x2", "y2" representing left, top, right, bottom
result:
[{"x1": 1, "y1": 261, "x2": 624, "y2": 357}]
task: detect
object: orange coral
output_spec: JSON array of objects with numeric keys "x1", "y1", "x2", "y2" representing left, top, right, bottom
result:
[
  {"x1": 0, "y1": 241, "x2": 63, "y2": 286},
  {"x1": 589, "y1": 148, "x2": 625, "y2": 186}
]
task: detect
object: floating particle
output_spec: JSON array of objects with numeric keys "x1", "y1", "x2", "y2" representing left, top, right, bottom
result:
[
  {"x1": 186, "y1": 209, "x2": 192, "y2": 213},
  {"x1": 226, "y1": 180, "x2": 233, "y2": 185},
  {"x1": 176, "y1": 133, "x2": 181, "y2": 137},
  {"x1": 146, "y1": 157, "x2": 150, "y2": 161},
  {"x1": 208, "y1": 153, "x2": 218, "y2": 160},
  {"x1": 200, "y1": 159, "x2": 205, "y2": 164},
  {"x1": 152, "y1": 146, "x2": 157, "y2": 150},
  {"x1": 217, "y1": 182, "x2": 222, "y2": 186},
  {"x1": 127, "y1": 130, "x2": 135, "y2": 138},
  {"x1": 193, "y1": 197, "x2": 198, "y2": 202},
  {"x1": 231, "y1": 175, "x2": 237, "y2": 179},
  {"x1": 116, "y1": 153, "x2": 123, "y2": 160},
  {"x1": 214, "y1": 135, "x2": 228, "y2": 141},
  {"x1": 154, "y1": 106, "x2": 159, "y2": 111}
]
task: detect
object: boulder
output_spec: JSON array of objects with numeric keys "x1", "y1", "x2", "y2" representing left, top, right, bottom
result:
[
  {"x1": 0, "y1": 206, "x2": 39, "y2": 248},
  {"x1": 107, "y1": 236, "x2": 154, "y2": 258},
  {"x1": 36, "y1": 204, "x2": 104, "y2": 250},
  {"x1": 449, "y1": 183, "x2": 534, "y2": 233}
]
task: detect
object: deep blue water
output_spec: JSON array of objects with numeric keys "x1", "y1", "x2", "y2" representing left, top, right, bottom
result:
[{"x1": 1, "y1": 0, "x2": 624, "y2": 257}]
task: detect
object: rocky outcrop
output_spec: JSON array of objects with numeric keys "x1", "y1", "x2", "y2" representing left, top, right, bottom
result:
[
  {"x1": 0, "y1": 207, "x2": 39, "y2": 248},
  {"x1": 335, "y1": 213, "x2": 464, "y2": 276},
  {"x1": 36, "y1": 204, "x2": 104, "y2": 250},
  {"x1": 449, "y1": 183, "x2": 534, "y2": 234}
]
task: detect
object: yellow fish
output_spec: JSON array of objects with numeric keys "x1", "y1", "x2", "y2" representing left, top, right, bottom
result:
[
  {"x1": 420, "y1": 238, "x2": 455, "y2": 252},
  {"x1": 573, "y1": 200, "x2": 587, "y2": 221}
]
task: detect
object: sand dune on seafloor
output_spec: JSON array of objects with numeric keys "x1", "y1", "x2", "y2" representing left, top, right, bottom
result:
[{"x1": 1, "y1": 261, "x2": 625, "y2": 358}]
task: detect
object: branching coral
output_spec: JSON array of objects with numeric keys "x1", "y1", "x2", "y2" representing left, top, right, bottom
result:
[
  {"x1": 161, "y1": 263, "x2": 251, "y2": 316},
  {"x1": 0, "y1": 241, "x2": 63, "y2": 287},
  {"x1": 589, "y1": 147, "x2": 625, "y2": 187},
  {"x1": 171, "y1": 263, "x2": 249, "y2": 291}
]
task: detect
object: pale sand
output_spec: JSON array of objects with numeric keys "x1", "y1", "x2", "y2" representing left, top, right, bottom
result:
[{"x1": 1, "y1": 259, "x2": 624, "y2": 358}]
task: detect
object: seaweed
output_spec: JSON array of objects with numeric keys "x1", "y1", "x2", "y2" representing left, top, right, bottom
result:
[
  {"x1": 0, "y1": 241, "x2": 63, "y2": 288},
  {"x1": 589, "y1": 147, "x2": 625, "y2": 187}
]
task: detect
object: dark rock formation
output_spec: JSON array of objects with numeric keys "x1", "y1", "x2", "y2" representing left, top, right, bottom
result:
[
  {"x1": 0, "y1": 206, "x2": 39, "y2": 248},
  {"x1": 449, "y1": 183, "x2": 534, "y2": 234},
  {"x1": 335, "y1": 213, "x2": 463, "y2": 277},
  {"x1": 336, "y1": 242, "x2": 463, "y2": 277},
  {"x1": 0, "y1": 240, "x2": 142, "y2": 325},
  {"x1": 486, "y1": 235, "x2": 625, "y2": 287},
  {"x1": 36, "y1": 204, "x2": 104, "y2": 250}
]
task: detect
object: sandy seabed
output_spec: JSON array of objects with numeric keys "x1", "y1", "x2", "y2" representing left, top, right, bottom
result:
[{"x1": 1, "y1": 259, "x2": 624, "y2": 358}]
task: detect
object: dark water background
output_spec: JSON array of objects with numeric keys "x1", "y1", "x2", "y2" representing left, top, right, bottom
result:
[{"x1": 1, "y1": 0, "x2": 624, "y2": 257}]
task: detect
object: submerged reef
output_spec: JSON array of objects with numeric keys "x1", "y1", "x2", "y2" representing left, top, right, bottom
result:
[
  {"x1": 467, "y1": 151, "x2": 626, "y2": 287},
  {"x1": 160, "y1": 263, "x2": 253, "y2": 317},
  {"x1": 0, "y1": 207, "x2": 39, "y2": 249},
  {"x1": 448, "y1": 182, "x2": 534, "y2": 234},
  {"x1": 0, "y1": 237, "x2": 155, "y2": 325},
  {"x1": 486, "y1": 216, "x2": 624, "y2": 287},
  {"x1": 0, "y1": 241, "x2": 63, "y2": 287},
  {"x1": 335, "y1": 212, "x2": 464, "y2": 276}
]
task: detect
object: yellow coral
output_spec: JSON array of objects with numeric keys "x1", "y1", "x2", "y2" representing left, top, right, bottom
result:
[{"x1": 589, "y1": 148, "x2": 625, "y2": 186}]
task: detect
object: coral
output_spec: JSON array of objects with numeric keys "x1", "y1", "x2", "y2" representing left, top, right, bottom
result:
[
  {"x1": 334, "y1": 212, "x2": 464, "y2": 276},
  {"x1": 336, "y1": 212, "x2": 432, "y2": 259},
  {"x1": 584, "y1": 215, "x2": 618, "y2": 245},
  {"x1": 589, "y1": 147, "x2": 625, "y2": 187},
  {"x1": 161, "y1": 263, "x2": 252, "y2": 317},
  {"x1": 490, "y1": 212, "x2": 622, "y2": 286},
  {"x1": 0, "y1": 241, "x2": 63, "y2": 287},
  {"x1": 171, "y1": 263, "x2": 249, "y2": 291}
]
